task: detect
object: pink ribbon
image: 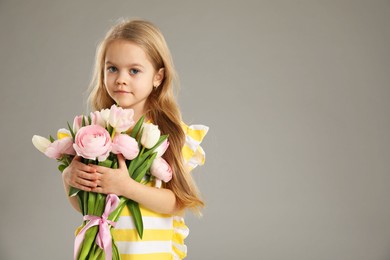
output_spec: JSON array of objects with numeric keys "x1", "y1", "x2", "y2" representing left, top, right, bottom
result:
[{"x1": 74, "y1": 194, "x2": 120, "y2": 260}]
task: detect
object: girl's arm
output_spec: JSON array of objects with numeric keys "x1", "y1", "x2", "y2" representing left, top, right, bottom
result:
[
  {"x1": 62, "y1": 156, "x2": 100, "y2": 212},
  {"x1": 91, "y1": 154, "x2": 180, "y2": 215}
]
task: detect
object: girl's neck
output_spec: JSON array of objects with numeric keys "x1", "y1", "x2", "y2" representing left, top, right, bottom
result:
[{"x1": 132, "y1": 107, "x2": 150, "y2": 124}]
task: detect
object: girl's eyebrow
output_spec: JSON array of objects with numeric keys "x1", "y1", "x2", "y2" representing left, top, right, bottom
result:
[{"x1": 105, "y1": 61, "x2": 144, "y2": 68}]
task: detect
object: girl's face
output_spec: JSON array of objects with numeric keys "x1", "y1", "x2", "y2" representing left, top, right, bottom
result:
[{"x1": 104, "y1": 40, "x2": 163, "y2": 116}]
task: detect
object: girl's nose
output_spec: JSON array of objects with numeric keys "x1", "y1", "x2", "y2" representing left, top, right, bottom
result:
[{"x1": 115, "y1": 71, "x2": 128, "y2": 85}]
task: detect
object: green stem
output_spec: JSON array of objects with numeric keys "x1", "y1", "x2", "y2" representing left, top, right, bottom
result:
[
  {"x1": 111, "y1": 128, "x2": 116, "y2": 140},
  {"x1": 82, "y1": 191, "x2": 88, "y2": 216},
  {"x1": 78, "y1": 226, "x2": 98, "y2": 259},
  {"x1": 108, "y1": 197, "x2": 127, "y2": 221}
]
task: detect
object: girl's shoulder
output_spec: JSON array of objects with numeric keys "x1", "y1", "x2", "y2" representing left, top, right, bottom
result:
[{"x1": 180, "y1": 121, "x2": 209, "y2": 171}]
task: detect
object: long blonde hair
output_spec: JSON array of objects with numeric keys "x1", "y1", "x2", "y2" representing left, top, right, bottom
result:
[{"x1": 87, "y1": 19, "x2": 204, "y2": 213}]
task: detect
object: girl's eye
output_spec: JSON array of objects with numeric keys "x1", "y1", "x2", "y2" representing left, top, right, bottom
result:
[
  {"x1": 130, "y1": 69, "x2": 139, "y2": 75},
  {"x1": 107, "y1": 66, "x2": 117, "y2": 73}
]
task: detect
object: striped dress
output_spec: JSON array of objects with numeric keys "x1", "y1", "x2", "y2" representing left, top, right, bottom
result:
[{"x1": 111, "y1": 122, "x2": 209, "y2": 259}]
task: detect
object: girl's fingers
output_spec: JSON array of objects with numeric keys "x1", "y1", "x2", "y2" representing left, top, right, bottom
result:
[
  {"x1": 118, "y1": 154, "x2": 126, "y2": 169},
  {"x1": 79, "y1": 171, "x2": 99, "y2": 181},
  {"x1": 71, "y1": 182, "x2": 92, "y2": 192},
  {"x1": 75, "y1": 161, "x2": 96, "y2": 173},
  {"x1": 91, "y1": 186, "x2": 104, "y2": 194},
  {"x1": 67, "y1": 168, "x2": 97, "y2": 188},
  {"x1": 91, "y1": 164, "x2": 109, "y2": 174},
  {"x1": 75, "y1": 177, "x2": 97, "y2": 189}
]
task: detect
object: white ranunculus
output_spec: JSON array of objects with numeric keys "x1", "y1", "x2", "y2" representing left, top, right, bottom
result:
[{"x1": 140, "y1": 123, "x2": 161, "y2": 149}]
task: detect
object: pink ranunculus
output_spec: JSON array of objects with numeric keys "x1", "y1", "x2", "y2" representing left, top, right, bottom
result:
[
  {"x1": 90, "y1": 111, "x2": 107, "y2": 128},
  {"x1": 73, "y1": 115, "x2": 89, "y2": 133},
  {"x1": 44, "y1": 137, "x2": 76, "y2": 159},
  {"x1": 108, "y1": 104, "x2": 135, "y2": 132},
  {"x1": 150, "y1": 157, "x2": 173, "y2": 183},
  {"x1": 73, "y1": 125, "x2": 112, "y2": 161},
  {"x1": 154, "y1": 139, "x2": 169, "y2": 157},
  {"x1": 112, "y1": 134, "x2": 139, "y2": 160}
]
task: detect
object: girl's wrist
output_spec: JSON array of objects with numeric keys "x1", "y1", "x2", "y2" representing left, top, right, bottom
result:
[{"x1": 120, "y1": 177, "x2": 136, "y2": 199}]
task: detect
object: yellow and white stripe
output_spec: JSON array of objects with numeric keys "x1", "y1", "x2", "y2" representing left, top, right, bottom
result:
[
  {"x1": 112, "y1": 202, "x2": 189, "y2": 260},
  {"x1": 104, "y1": 122, "x2": 207, "y2": 259},
  {"x1": 181, "y1": 123, "x2": 209, "y2": 171}
]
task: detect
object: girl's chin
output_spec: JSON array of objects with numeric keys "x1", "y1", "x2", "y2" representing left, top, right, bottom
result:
[{"x1": 114, "y1": 101, "x2": 133, "y2": 109}]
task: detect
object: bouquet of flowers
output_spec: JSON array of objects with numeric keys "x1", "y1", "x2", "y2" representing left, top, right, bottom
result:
[{"x1": 32, "y1": 104, "x2": 173, "y2": 259}]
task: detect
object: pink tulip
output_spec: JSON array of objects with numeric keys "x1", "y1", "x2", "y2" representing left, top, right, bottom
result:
[
  {"x1": 45, "y1": 137, "x2": 76, "y2": 159},
  {"x1": 108, "y1": 104, "x2": 135, "y2": 132},
  {"x1": 112, "y1": 134, "x2": 139, "y2": 160},
  {"x1": 150, "y1": 157, "x2": 173, "y2": 183},
  {"x1": 154, "y1": 139, "x2": 169, "y2": 157},
  {"x1": 73, "y1": 125, "x2": 112, "y2": 161},
  {"x1": 73, "y1": 115, "x2": 89, "y2": 133},
  {"x1": 90, "y1": 111, "x2": 107, "y2": 128}
]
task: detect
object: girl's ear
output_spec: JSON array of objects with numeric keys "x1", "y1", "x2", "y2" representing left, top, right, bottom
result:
[{"x1": 153, "y1": 68, "x2": 165, "y2": 88}]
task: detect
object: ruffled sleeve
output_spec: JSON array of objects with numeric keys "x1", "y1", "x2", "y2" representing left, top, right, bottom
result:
[
  {"x1": 181, "y1": 122, "x2": 209, "y2": 172},
  {"x1": 172, "y1": 216, "x2": 190, "y2": 259}
]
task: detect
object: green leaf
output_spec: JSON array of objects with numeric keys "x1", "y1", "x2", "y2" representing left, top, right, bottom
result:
[
  {"x1": 134, "y1": 152, "x2": 157, "y2": 182},
  {"x1": 127, "y1": 200, "x2": 143, "y2": 239},
  {"x1": 82, "y1": 115, "x2": 86, "y2": 127},
  {"x1": 128, "y1": 156, "x2": 143, "y2": 177},
  {"x1": 141, "y1": 174, "x2": 151, "y2": 185},
  {"x1": 87, "y1": 192, "x2": 96, "y2": 215},
  {"x1": 67, "y1": 121, "x2": 75, "y2": 140},
  {"x1": 112, "y1": 242, "x2": 119, "y2": 259},
  {"x1": 69, "y1": 186, "x2": 81, "y2": 197},
  {"x1": 137, "y1": 127, "x2": 144, "y2": 143},
  {"x1": 98, "y1": 159, "x2": 113, "y2": 168},
  {"x1": 58, "y1": 164, "x2": 67, "y2": 173},
  {"x1": 141, "y1": 135, "x2": 168, "y2": 159},
  {"x1": 108, "y1": 197, "x2": 127, "y2": 221},
  {"x1": 94, "y1": 193, "x2": 105, "y2": 216},
  {"x1": 81, "y1": 157, "x2": 88, "y2": 165},
  {"x1": 130, "y1": 115, "x2": 145, "y2": 139},
  {"x1": 107, "y1": 124, "x2": 113, "y2": 136},
  {"x1": 83, "y1": 190, "x2": 88, "y2": 216},
  {"x1": 49, "y1": 135, "x2": 55, "y2": 142},
  {"x1": 76, "y1": 193, "x2": 84, "y2": 215},
  {"x1": 78, "y1": 225, "x2": 99, "y2": 259},
  {"x1": 88, "y1": 115, "x2": 92, "y2": 125}
]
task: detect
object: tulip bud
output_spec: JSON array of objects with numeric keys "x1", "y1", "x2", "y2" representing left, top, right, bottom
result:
[
  {"x1": 57, "y1": 128, "x2": 72, "y2": 140},
  {"x1": 140, "y1": 123, "x2": 161, "y2": 149},
  {"x1": 108, "y1": 104, "x2": 135, "y2": 132},
  {"x1": 32, "y1": 135, "x2": 51, "y2": 153},
  {"x1": 154, "y1": 139, "x2": 169, "y2": 157}
]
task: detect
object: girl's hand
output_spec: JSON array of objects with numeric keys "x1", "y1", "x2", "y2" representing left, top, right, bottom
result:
[
  {"x1": 91, "y1": 154, "x2": 132, "y2": 196},
  {"x1": 62, "y1": 155, "x2": 99, "y2": 191}
]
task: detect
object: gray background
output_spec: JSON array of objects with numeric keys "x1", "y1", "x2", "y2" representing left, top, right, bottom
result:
[{"x1": 1, "y1": 0, "x2": 389, "y2": 259}]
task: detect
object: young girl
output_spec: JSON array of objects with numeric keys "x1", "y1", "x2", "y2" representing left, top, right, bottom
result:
[{"x1": 62, "y1": 19, "x2": 208, "y2": 259}]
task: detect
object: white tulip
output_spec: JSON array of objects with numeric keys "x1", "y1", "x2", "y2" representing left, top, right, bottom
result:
[
  {"x1": 140, "y1": 123, "x2": 161, "y2": 149},
  {"x1": 32, "y1": 135, "x2": 51, "y2": 153}
]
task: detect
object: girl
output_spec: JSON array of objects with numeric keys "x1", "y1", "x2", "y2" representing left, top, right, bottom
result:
[{"x1": 62, "y1": 19, "x2": 208, "y2": 259}]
